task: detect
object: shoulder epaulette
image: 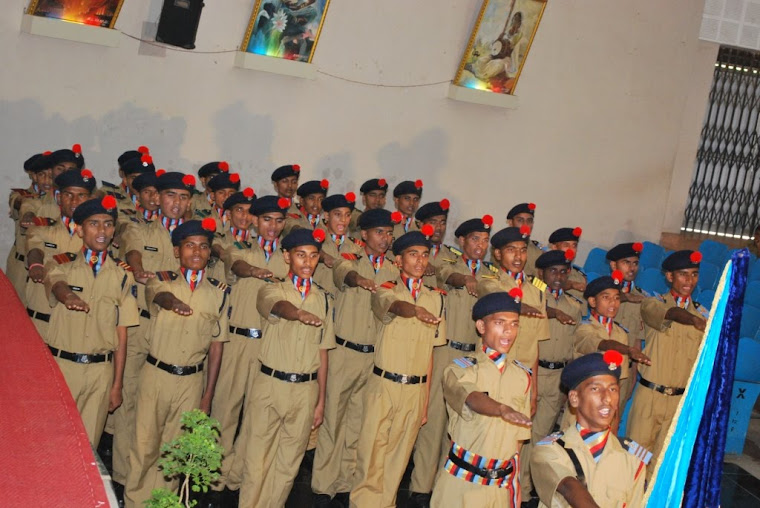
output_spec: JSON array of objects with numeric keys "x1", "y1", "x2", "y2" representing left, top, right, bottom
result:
[
  {"x1": 312, "y1": 280, "x2": 331, "y2": 295},
  {"x1": 233, "y1": 241, "x2": 251, "y2": 250},
  {"x1": 53, "y1": 252, "x2": 77, "y2": 264},
  {"x1": 654, "y1": 293, "x2": 665, "y2": 303},
  {"x1": 207, "y1": 277, "x2": 231, "y2": 294},
  {"x1": 288, "y1": 213, "x2": 302, "y2": 219},
  {"x1": 380, "y1": 281, "x2": 397, "y2": 289},
  {"x1": 531, "y1": 239, "x2": 546, "y2": 249},
  {"x1": 483, "y1": 261, "x2": 499, "y2": 274},
  {"x1": 537, "y1": 431, "x2": 564, "y2": 446},
  {"x1": 119, "y1": 208, "x2": 136, "y2": 216},
  {"x1": 453, "y1": 356, "x2": 477, "y2": 368},
  {"x1": 513, "y1": 359, "x2": 533, "y2": 375},
  {"x1": 446, "y1": 245, "x2": 463, "y2": 257},
  {"x1": 194, "y1": 209, "x2": 212, "y2": 218},
  {"x1": 263, "y1": 276, "x2": 285, "y2": 284},
  {"x1": 530, "y1": 275, "x2": 548, "y2": 292},
  {"x1": 614, "y1": 321, "x2": 630, "y2": 333},
  {"x1": 105, "y1": 190, "x2": 125, "y2": 200},
  {"x1": 480, "y1": 272, "x2": 498, "y2": 280},
  {"x1": 341, "y1": 253, "x2": 360, "y2": 261},
  {"x1": 425, "y1": 285, "x2": 447, "y2": 295},
  {"x1": 101, "y1": 181, "x2": 119, "y2": 190},
  {"x1": 128, "y1": 217, "x2": 144, "y2": 224},
  {"x1": 694, "y1": 302, "x2": 710, "y2": 319},
  {"x1": 572, "y1": 264, "x2": 587, "y2": 277},
  {"x1": 567, "y1": 293, "x2": 584, "y2": 305},
  {"x1": 442, "y1": 257, "x2": 457, "y2": 264},
  {"x1": 112, "y1": 257, "x2": 133, "y2": 272},
  {"x1": 214, "y1": 231, "x2": 225, "y2": 239},
  {"x1": 619, "y1": 437, "x2": 652, "y2": 465},
  {"x1": 11, "y1": 188, "x2": 35, "y2": 198},
  {"x1": 32, "y1": 217, "x2": 56, "y2": 226},
  {"x1": 156, "y1": 271, "x2": 178, "y2": 281},
  {"x1": 350, "y1": 237, "x2": 366, "y2": 247}
]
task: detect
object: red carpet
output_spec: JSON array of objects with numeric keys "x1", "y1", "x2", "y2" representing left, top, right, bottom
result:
[{"x1": 0, "y1": 271, "x2": 109, "y2": 507}]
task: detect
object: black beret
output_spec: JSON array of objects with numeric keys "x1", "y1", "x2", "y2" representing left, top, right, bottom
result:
[
  {"x1": 72, "y1": 197, "x2": 118, "y2": 224},
  {"x1": 454, "y1": 215, "x2": 495, "y2": 238},
  {"x1": 118, "y1": 150, "x2": 143, "y2": 167},
  {"x1": 549, "y1": 227, "x2": 582, "y2": 243},
  {"x1": 506, "y1": 202, "x2": 536, "y2": 219},
  {"x1": 198, "y1": 161, "x2": 229, "y2": 178},
  {"x1": 322, "y1": 193, "x2": 357, "y2": 212},
  {"x1": 561, "y1": 352, "x2": 622, "y2": 391},
  {"x1": 583, "y1": 275, "x2": 622, "y2": 300},
  {"x1": 155, "y1": 172, "x2": 195, "y2": 192},
  {"x1": 358, "y1": 208, "x2": 394, "y2": 230},
  {"x1": 535, "y1": 250, "x2": 572, "y2": 269},
  {"x1": 360, "y1": 178, "x2": 389, "y2": 193},
  {"x1": 24, "y1": 153, "x2": 42, "y2": 171},
  {"x1": 251, "y1": 195, "x2": 290, "y2": 216},
  {"x1": 271, "y1": 164, "x2": 301, "y2": 182},
  {"x1": 223, "y1": 188, "x2": 256, "y2": 211},
  {"x1": 27, "y1": 153, "x2": 55, "y2": 173},
  {"x1": 393, "y1": 180, "x2": 423, "y2": 198},
  {"x1": 297, "y1": 179, "x2": 329, "y2": 197},
  {"x1": 606, "y1": 242, "x2": 643, "y2": 261},
  {"x1": 54, "y1": 168, "x2": 96, "y2": 192},
  {"x1": 392, "y1": 231, "x2": 431, "y2": 255},
  {"x1": 282, "y1": 228, "x2": 325, "y2": 251},
  {"x1": 207, "y1": 172, "x2": 241, "y2": 192},
  {"x1": 662, "y1": 250, "x2": 702, "y2": 271},
  {"x1": 415, "y1": 199, "x2": 450, "y2": 221},
  {"x1": 132, "y1": 172, "x2": 158, "y2": 192},
  {"x1": 490, "y1": 226, "x2": 530, "y2": 249},
  {"x1": 171, "y1": 219, "x2": 216, "y2": 246},
  {"x1": 51, "y1": 145, "x2": 85, "y2": 169},
  {"x1": 472, "y1": 291, "x2": 521, "y2": 320},
  {"x1": 121, "y1": 154, "x2": 156, "y2": 176}
]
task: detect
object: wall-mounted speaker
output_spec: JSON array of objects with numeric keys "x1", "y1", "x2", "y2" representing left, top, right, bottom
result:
[{"x1": 155, "y1": 0, "x2": 205, "y2": 50}]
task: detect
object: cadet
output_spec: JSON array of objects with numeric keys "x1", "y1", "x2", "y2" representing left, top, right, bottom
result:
[
  {"x1": 506, "y1": 202, "x2": 542, "y2": 276},
  {"x1": 314, "y1": 192, "x2": 364, "y2": 297},
  {"x1": 414, "y1": 199, "x2": 458, "y2": 288},
  {"x1": 531, "y1": 352, "x2": 648, "y2": 508},
  {"x1": 548, "y1": 227, "x2": 587, "y2": 301},
  {"x1": 131, "y1": 171, "x2": 159, "y2": 222},
  {"x1": 627, "y1": 250, "x2": 707, "y2": 477},
  {"x1": 351, "y1": 228, "x2": 447, "y2": 508},
  {"x1": 50, "y1": 143, "x2": 86, "y2": 174},
  {"x1": 606, "y1": 242, "x2": 647, "y2": 411},
  {"x1": 271, "y1": 163, "x2": 301, "y2": 216},
  {"x1": 349, "y1": 177, "x2": 388, "y2": 235},
  {"x1": 191, "y1": 161, "x2": 228, "y2": 214},
  {"x1": 409, "y1": 215, "x2": 496, "y2": 507},
  {"x1": 124, "y1": 219, "x2": 230, "y2": 508},
  {"x1": 284, "y1": 179, "x2": 329, "y2": 234},
  {"x1": 18, "y1": 152, "x2": 61, "y2": 223},
  {"x1": 115, "y1": 154, "x2": 156, "y2": 213},
  {"x1": 24, "y1": 168, "x2": 96, "y2": 336},
  {"x1": 99, "y1": 146, "x2": 149, "y2": 196},
  {"x1": 430, "y1": 291, "x2": 533, "y2": 507},
  {"x1": 312, "y1": 209, "x2": 398, "y2": 507},
  {"x1": 43, "y1": 196, "x2": 139, "y2": 446},
  {"x1": 392, "y1": 179, "x2": 423, "y2": 237},
  {"x1": 238, "y1": 228, "x2": 336, "y2": 508}
]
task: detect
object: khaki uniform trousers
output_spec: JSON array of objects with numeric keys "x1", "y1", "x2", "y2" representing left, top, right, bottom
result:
[
  {"x1": 55, "y1": 357, "x2": 113, "y2": 447},
  {"x1": 112, "y1": 316, "x2": 150, "y2": 484},
  {"x1": 239, "y1": 374, "x2": 318, "y2": 508},
  {"x1": 210, "y1": 333, "x2": 262, "y2": 489},
  {"x1": 432, "y1": 468, "x2": 518, "y2": 507},
  {"x1": 350, "y1": 375, "x2": 427, "y2": 508},
  {"x1": 124, "y1": 364, "x2": 204, "y2": 508},
  {"x1": 410, "y1": 343, "x2": 461, "y2": 494},
  {"x1": 312, "y1": 345, "x2": 374, "y2": 497},
  {"x1": 627, "y1": 384, "x2": 682, "y2": 480}
]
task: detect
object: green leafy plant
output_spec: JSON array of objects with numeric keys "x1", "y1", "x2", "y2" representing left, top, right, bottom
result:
[{"x1": 144, "y1": 409, "x2": 224, "y2": 508}]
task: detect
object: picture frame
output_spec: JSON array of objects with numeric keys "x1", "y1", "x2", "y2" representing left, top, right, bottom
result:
[
  {"x1": 240, "y1": 0, "x2": 331, "y2": 63},
  {"x1": 26, "y1": 0, "x2": 125, "y2": 29},
  {"x1": 453, "y1": 0, "x2": 547, "y2": 95}
]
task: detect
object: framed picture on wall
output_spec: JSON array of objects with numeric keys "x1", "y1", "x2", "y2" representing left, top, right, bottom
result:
[
  {"x1": 240, "y1": 0, "x2": 331, "y2": 63},
  {"x1": 453, "y1": 0, "x2": 547, "y2": 95},
  {"x1": 26, "y1": 0, "x2": 125, "y2": 28}
]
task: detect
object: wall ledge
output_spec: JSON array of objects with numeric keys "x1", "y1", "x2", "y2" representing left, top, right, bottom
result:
[
  {"x1": 447, "y1": 83, "x2": 519, "y2": 109},
  {"x1": 20, "y1": 14, "x2": 120, "y2": 48},
  {"x1": 233, "y1": 51, "x2": 317, "y2": 80}
]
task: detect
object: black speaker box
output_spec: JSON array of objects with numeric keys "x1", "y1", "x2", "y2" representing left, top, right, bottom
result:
[{"x1": 155, "y1": 0, "x2": 205, "y2": 50}]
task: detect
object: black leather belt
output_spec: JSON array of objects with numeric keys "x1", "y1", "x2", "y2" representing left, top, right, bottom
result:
[
  {"x1": 539, "y1": 359, "x2": 567, "y2": 370},
  {"x1": 27, "y1": 308, "x2": 50, "y2": 322},
  {"x1": 336, "y1": 336, "x2": 374, "y2": 353},
  {"x1": 15, "y1": 252, "x2": 25, "y2": 262},
  {"x1": 260, "y1": 363, "x2": 318, "y2": 383},
  {"x1": 147, "y1": 354, "x2": 203, "y2": 376},
  {"x1": 448, "y1": 340, "x2": 476, "y2": 352},
  {"x1": 229, "y1": 326, "x2": 263, "y2": 339},
  {"x1": 139, "y1": 309, "x2": 150, "y2": 319},
  {"x1": 639, "y1": 377, "x2": 685, "y2": 396},
  {"x1": 373, "y1": 365, "x2": 427, "y2": 385},
  {"x1": 49, "y1": 346, "x2": 112, "y2": 364},
  {"x1": 447, "y1": 448, "x2": 514, "y2": 480}
]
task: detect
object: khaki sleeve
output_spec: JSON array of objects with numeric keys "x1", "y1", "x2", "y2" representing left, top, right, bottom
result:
[
  {"x1": 476, "y1": 277, "x2": 501, "y2": 297},
  {"x1": 437, "y1": 260, "x2": 460, "y2": 288},
  {"x1": 145, "y1": 277, "x2": 172, "y2": 314},
  {"x1": 641, "y1": 297, "x2": 672, "y2": 331},
  {"x1": 433, "y1": 292, "x2": 447, "y2": 346},
  {"x1": 319, "y1": 293, "x2": 336, "y2": 350},
  {"x1": 574, "y1": 324, "x2": 604, "y2": 355},
  {"x1": 25, "y1": 225, "x2": 46, "y2": 256},
  {"x1": 442, "y1": 363, "x2": 478, "y2": 421},
  {"x1": 372, "y1": 286, "x2": 398, "y2": 325},
  {"x1": 332, "y1": 258, "x2": 358, "y2": 290},
  {"x1": 19, "y1": 198, "x2": 41, "y2": 221},
  {"x1": 43, "y1": 262, "x2": 66, "y2": 308},
  {"x1": 120, "y1": 221, "x2": 145, "y2": 255},
  {"x1": 212, "y1": 289, "x2": 230, "y2": 343},
  {"x1": 117, "y1": 272, "x2": 140, "y2": 328},
  {"x1": 628, "y1": 462, "x2": 646, "y2": 507},
  {"x1": 531, "y1": 442, "x2": 580, "y2": 507},
  {"x1": 515, "y1": 385, "x2": 533, "y2": 441},
  {"x1": 257, "y1": 283, "x2": 283, "y2": 324}
]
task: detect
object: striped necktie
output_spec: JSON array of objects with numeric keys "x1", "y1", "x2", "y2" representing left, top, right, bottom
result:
[
  {"x1": 577, "y1": 424, "x2": 610, "y2": 463},
  {"x1": 591, "y1": 311, "x2": 613, "y2": 335},
  {"x1": 181, "y1": 267, "x2": 204, "y2": 291},
  {"x1": 401, "y1": 274, "x2": 422, "y2": 300},
  {"x1": 230, "y1": 226, "x2": 249, "y2": 242},
  {"x1": 506, "y1": 269, "x2": 525, "y2": 287},
  {"x1": 258, "y1": 237, "x2": 277, "y2": 261},
  {"x1": 483, "y1": 345, "x2": 506, "y2": 373},
  {"x1": 159, "y1": 215, "x2": 183, "y2": 233},
  {"x1": 61, "y1": 216, "x2": 77, "y2": 236},
  {"x1": 331, "y1": 234, "x2": 345, "y2": 247},
  {"x1": 138, "y1": 206, "x2": 158, "y2": 220},
  {"x1": 368, "y1": 253, "x2": 384, "y2": 273},
  {"x1": 671, "y1": 291, "x2": 691, "y2": 309},
  {"x1": 290, "y1": 272, "x2": 312, "y2": 299},
  {"x1": 404, "y1": 216, "x2": 413, "y2": 233},
  {"x1": 463, "y1": 256, "x2": 481, "y2": 276},
  {"x1": 550, "y1": 288, "x2": 564, "y2": 301},
  {"x1": 83, "y1": 248, "x2": 107, "y2": 276},
  {"x1": 621, "y1": 280, "x2": 635, "y2": 294},
  {"x1": 430, "y1": 243, "x2": 441, "y2": 258}
]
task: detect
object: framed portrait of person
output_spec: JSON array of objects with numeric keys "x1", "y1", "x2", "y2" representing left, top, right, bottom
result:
[
  {"x1": 26, "y1": 0, "x2": 125, "y2": 28},
  {"x1": 240, "y1": 0, "x2": 331, "y2": 63},
  {"x1": 453, "y1": 0, "x2": 547, "y2": 95}
]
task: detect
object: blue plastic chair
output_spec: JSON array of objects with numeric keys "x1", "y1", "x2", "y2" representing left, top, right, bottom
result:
[
  {"x1": 697, "y1": 289, "x2": 716, "y2": 310},
  {"x1": 699, "y1": 239, "x2": 729, "y2": 266},
  {"x1": 585, "y1": 271, "x2": 601, "y2": 283},
  {"x1": 749, "y1": 259, "x2": 760, "y2": 281},
  {"x1": 725, "y1": 338, "x2": 760, "y2": 454},
  {"x1": 636, "y1": 268, "x2": 669, "y2": 295},
  {"x1": 697, "y1": 262, "x2": 720, "y2": 291},
  {"x1": 639, "y1": 241, "x2": 665, "y2": 270},
  {"x1": 744, "y1": 281, "x2": 760, "y2": 307},
  {"x1": 583, "y1": 248, "x2": 609, "y2": 276},
  {"x1": 739, "y1": 305, "x2": 760, "y2": 339}
]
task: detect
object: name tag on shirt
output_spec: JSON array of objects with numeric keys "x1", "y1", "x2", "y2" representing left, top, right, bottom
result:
[
  {"x1": 68, "y1": 285, "x2": 83, "y2": 292},
  {"x1": 44, "y1": 242, "x2": 57, "y2": 249},
  {"x1": 144, "y1": 246, "x2": 158, "y2": 252}
]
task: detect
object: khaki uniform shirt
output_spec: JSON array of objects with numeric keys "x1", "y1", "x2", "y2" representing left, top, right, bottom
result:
[
  {"x1": 332, "y1": 251, "x2": 398, "y2": 344},
  {"x1": 19, "y1": 192, "x2": 59, "y2": 222},
  {"x1": 25, "y1": 221, "x2": 84, "y2": 311},
  {"x1": 424, "y1": 244, "x2": 458, "y2": 288},
  {"x1": 190, "y1": 191, "x2": 214, "y2": 215},
  {"x1": 525, "y1": 240, "x2": 546, "y2": 277},
  {"x1": 348, "y1": 208, "x2": 363, "y2": 237},
  {"x1": 392, "y1": 216, "x2": 420, "y2": 240},
  {"x1": 617, "y1": 287, "x2": 646, "y2": 349},
  {"x1": 567, "y1": 266, "x2": 587, "y2": 302},
  {"x1": 44, "y1": 254, "x2": 139, "y2": 352},
  {"x1": 477, "y1": 271, "x2": 550, "y2": 367},
  {"x1": 144, "y1": 271, "x2": 230, "y2": 365},
  {"x1": 284, "y1": 208, "x2": 327, "y2": 235},
  {"x1": 638, "y1": 293, "x2": 706, "y2": 388},
  {"x1": 532, "y1": 425, "x2": 646, "y2": 508},
  {"x1": 9, "y1": 186, "x2": 36, "y2": 221},
  {"x1": 542, "y1": 292, "x2": 583, "y2": 363},
  {"x1": 574, "y1": 320, "x2": 631, "y2": 380},
  {"x1": 314, "y1": 236, "x2": 363, "y2": 297},
  {"x1": 257, "y1": 279, "x2": 336, "y2": 373},
  {"x1": 371, "y1": 277, "x2": 447, "y2": 376}
]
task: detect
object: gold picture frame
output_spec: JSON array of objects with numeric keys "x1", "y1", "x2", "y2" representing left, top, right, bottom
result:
[
  {"x1": 453, "y1": 0, "x2": 547, "y2": 95},
  {"x1": 26, "y1": 0, "x2": 125, "y2": 29},
  {"x1": 240, "y1": 0, "x2": 331, "y2": 63}
]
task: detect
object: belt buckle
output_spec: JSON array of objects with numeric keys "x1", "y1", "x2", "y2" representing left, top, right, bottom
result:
[
  {"x1": 361, "y1": 345, "x2": 370, "y2": 353},
  {"x1": 664, "y1": 387, "x2": 674, "y2": 396},
  {"x1": 400, "y1": 374, "x2": 409, "y2": 384},
  {"x1": 487, "y1": 469, "x2": 499, "y2": 479},
  {"x1": 289, "y1": 373, "x2": 299, "y2": 383},
  {"x1": 175, "y1": 366, "x2": 185, "y2": 375},
  {"x1": 79, "y1": 355, "x2": 90, "y2": 364}
]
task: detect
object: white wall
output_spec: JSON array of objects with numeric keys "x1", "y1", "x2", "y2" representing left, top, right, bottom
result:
[{"x1": 0, "y1": 0, "x2": 718, "y2": 263}]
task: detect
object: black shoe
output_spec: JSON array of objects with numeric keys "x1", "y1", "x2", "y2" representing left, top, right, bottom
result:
[
  {"x1": 111, "y1": 481, "x2": 125, "y2": 508},
  {"x1": 313, "y1": 493, "x2": 332, "y2": 508},
  {"x1": 201, "y1": 489, "x2": 225, "y2": 508},
  {"x1": 222, "y1": 487, "x2": 239, "y2": 507},
  {"x1": 409, "y1": 492, "x2": 431, "y2": 508},
  {"x1": 333, "y1": 492, "x2": 350, "y2": 507},
  {"x1": 521, "y1": 498, "x2": 539, "y2": 508}
]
